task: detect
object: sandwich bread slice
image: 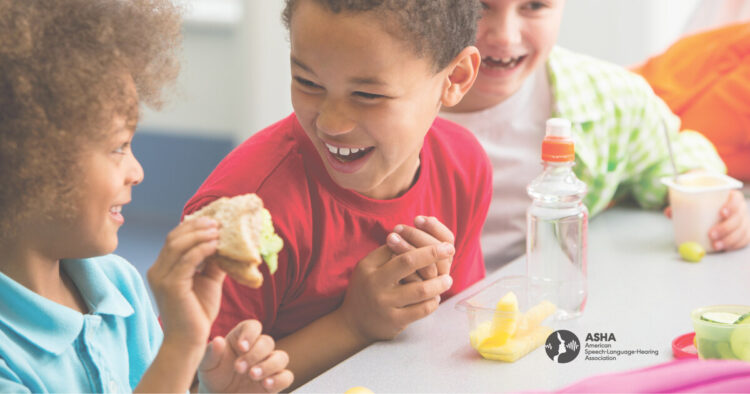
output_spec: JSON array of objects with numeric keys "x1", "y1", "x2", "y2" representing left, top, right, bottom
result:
[{"x1": 185, "y1": 193, "x2": 283, "y2": 288}]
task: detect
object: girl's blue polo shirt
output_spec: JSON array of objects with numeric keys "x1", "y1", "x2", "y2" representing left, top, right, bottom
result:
[{"x1": 0, "y1": 255, "x2": 163, "y2": 392}]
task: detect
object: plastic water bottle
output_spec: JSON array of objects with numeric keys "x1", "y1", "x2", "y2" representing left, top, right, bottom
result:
[{"x1": 526, "y1": 118, "x2": 588, "y2": 320}]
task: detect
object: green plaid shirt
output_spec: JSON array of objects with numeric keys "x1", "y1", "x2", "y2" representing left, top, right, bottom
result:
[{"x1": 548, "y1": 47, "x2": 726, "y2": 216}]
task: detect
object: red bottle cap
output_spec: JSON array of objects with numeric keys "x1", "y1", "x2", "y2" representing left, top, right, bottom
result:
[{"x1": 672, "y1": 332, "x2": 699, "y2": 359}]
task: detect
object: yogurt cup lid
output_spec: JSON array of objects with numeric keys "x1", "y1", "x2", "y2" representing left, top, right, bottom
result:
[{"x1": 661, "y1": 172, "x2": 743, "y2": 194}]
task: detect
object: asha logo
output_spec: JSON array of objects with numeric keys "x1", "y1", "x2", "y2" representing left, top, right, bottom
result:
[
  {"x1": 545, "y1": 330, "x2": 580, "y2": 363},
  {"x1": 586, "y1": 333, "x2": 616, "y2": 341}
]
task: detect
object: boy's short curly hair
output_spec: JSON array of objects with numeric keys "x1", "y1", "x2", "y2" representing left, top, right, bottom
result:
[
  {"x1": 282, "y1": 0, "x2": 482, "y2": 71},
  {"x1": 0, "y1": 0, "x2": 182, "y2": 240}
]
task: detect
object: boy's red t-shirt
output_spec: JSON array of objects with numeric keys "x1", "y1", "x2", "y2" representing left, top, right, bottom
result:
[{"x1": 184, "y1": 113, "x2": 492, "y2": 339}]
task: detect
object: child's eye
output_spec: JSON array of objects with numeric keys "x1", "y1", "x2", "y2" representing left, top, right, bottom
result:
[
  {"x1": 480, "y1": 2, "x2": 489, "y2": 11},
  {"x1": 353, "y1": 91, "x2": 386, "y2": 100},
  {"x1": 114, "y1": 142, "x2": 130, "y2": 155},
  {"x1": 522, "y1": 1, "x2": 548, "y2": 11},
  {"x1": 294, "y1": 77, "x2": 322, "y2": 90}
]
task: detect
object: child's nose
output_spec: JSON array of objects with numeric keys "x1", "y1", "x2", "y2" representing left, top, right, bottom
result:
[
  {"x1": 484, "y1": 12, "x2": 522, "y2": 46},
  {"x1": 315, "y1": 101, "x2": 355, "y2": 136},
  {"x1": 127, "y1": 154, "x2": 144, "y2": 186}
]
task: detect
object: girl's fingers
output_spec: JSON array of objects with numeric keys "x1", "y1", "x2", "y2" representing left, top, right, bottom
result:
[
  {"x1": 167, "y1": 226, "x2": 219, "y2": 261},
  {"x1": 166, "y1": 217, "x2": 219, "y2": 250},
  {"x1": 262, "y1": 369, "x2": 294, "y2": 393},
  {"x1": 227, "y1": 319, "x2": 262, "y2": 357},
  {"x1": 198, "y1": 258, "x2": 226, "y2": 282},
  {"x1": 170, "y1": 239, "x2": 219, "y2": 278},
  {"x1": 237, "y1": 334, "x2": 275, "y2": 371},
  {"x1": 414, "y1": 215, "x2": 455, "y2": 243},
  {"x1": 198, "y1": 336, "x2": 227, "y2": 373},
  {"x1": 247, "y1": 350, "x2": 289, "y2": 381}
]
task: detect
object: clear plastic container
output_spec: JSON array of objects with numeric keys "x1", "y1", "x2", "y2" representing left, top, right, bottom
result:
[
  {"x1": 456, "y1": 276, "x2": 556, "y2": 361},
  {"x1": 691, "y1": 305, "x2": 750, "y2": 361},
  {"x1": 662, "y1": 172, "x2": 743, "y2": 252}
]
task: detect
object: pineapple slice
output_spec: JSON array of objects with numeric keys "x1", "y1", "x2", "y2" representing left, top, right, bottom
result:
[
  {"x1": 469, "y1": 296, "x2": 557, "y2": 362},
  {"x1": 478, "y1": 325, "x2": 554, "y2": 362},
  {"x1": 478, "y1": 291, "x2": 519, "y2": 348}
]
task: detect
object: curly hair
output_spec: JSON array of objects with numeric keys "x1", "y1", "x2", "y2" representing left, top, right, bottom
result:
[
  {"x1": 0, "y1": 0, "x2": 182, "y2": 240},
  {"x1": 282, "y1": 0, "x2": 482, "y2": 72}
]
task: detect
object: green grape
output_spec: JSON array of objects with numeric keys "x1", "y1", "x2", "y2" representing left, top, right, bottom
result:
[{"x1": 679, "y1": 241, "x2": 705, "y2": 262}]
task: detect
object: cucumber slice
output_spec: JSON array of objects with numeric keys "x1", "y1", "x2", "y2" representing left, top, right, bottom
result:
[
  {"x1": 697, "y1": 337, "x2": 718, "y2": 359},
  {"x1": 736, "y1": 312, "x2": 750, "y2": 324},
  {"x1": 716, "y1": 341, "x2": 737, "y2": 359},
  {"x1": 701, "y1": 312, "x2": 741, "y2": 324},
  {"x1": 730, "y1": 314, "x2": 750, "y2": 361}
]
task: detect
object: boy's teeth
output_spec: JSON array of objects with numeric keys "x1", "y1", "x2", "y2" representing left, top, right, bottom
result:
[
  {"x1": 486, "y1": 55, "x2": 522, "y2": 68},
  {"x1": 325, "y1": 143, "x2": 367, "y2": 157},
  {"x1": 110, "y1": 206, "x2": 122, "y2": 213}
]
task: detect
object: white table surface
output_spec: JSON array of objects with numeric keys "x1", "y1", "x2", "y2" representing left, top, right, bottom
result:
[{"x1": 297, "y1": 200, "x2": 750, "y2": 393}]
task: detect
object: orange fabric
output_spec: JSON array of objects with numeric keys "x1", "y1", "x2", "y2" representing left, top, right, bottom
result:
[{"x1": 634, "y1": 22, "x2": 750, "y2": 181}]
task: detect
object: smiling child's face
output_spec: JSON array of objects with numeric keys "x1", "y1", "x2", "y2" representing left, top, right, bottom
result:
[
  {"x1": 57, "y1": 78, "x2": 144, "y2": 258},
  {"x1": 455, "y1": 0, "x2": 564, "y2": 112},
  {"x1": 289, "y1": 0, "x2": 450, "y2": 200}
]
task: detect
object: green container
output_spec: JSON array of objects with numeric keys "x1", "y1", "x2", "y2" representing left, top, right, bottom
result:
[{"x1": 691, "y1": 305, "x2": 750, "y2": 361}]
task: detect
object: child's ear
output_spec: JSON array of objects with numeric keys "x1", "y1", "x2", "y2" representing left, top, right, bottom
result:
[{"x1": 441, "y1": 46, "x2": 481, "y2": 107}]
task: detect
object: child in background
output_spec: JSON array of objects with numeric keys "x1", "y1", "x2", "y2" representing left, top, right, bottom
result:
[
  {"x1": 0, "y1": 1, "x2": 291, "y2": 392},
  {"x1": 441, "y1": 0, "x2": 749, "y2": 270},
  {"x1": 634, "y1": 22, "x2": 750, "y2": 182},
  {"x1": 184, "y1": 0, "x2": 491, "y2": 387}
]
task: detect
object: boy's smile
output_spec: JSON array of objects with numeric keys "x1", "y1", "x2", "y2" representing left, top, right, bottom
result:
[
  {"x1": 288, "y1": 0, "x2": 449, "y2": 200},
  {"x1": 452, "y1": 0, "x2": 564, "y2": 112},
  {"x1": 322, "y1": 141, "x2": 376, "y2": 174}
]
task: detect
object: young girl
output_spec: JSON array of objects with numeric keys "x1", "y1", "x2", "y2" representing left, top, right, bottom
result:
[{"x1": 0, "y1": 0, "x2": 292, "y2": 392}]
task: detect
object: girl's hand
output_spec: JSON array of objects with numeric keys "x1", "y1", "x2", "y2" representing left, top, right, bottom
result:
[
  {"x1": 709, "y1": 190, "x2": 750, "y2": 251},
  {"x1": 198, "y1": 320, "x2": 293, "y2": 393},
  {"x1": 147, "y1": 217, "x2": 224, "y2": 346}
]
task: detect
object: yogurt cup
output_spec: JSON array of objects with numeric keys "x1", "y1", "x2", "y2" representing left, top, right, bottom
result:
[{"x1": 662, "y1": 172, "x2": 743, "y2": 252}]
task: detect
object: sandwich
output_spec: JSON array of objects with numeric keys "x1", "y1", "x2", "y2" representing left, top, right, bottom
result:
[{"x1": 185, "y1": 193, "x2": 283, "y2": 288}]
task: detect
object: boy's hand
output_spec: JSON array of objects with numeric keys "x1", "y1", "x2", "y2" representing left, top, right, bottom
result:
[
  {"x1": 197, "y1": 320, "x2": 293, "y2": 393},
  {"x1": 709, "y1": 190, "x2": 750, "y2": 251},
  {"x1": 340, "y1": 243, "x2": 455, "y2": 341},
  {"x1": 147, "y1": 217, "x2": 224, "y2": 346},
  {"x1": 386, "y1": 216, "x2": 455, "y2": 282}
]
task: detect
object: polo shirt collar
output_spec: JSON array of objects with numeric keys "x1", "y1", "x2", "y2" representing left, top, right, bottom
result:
[{"x1": 0, "y1": 258, "x2": 134, "y2": 355}]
